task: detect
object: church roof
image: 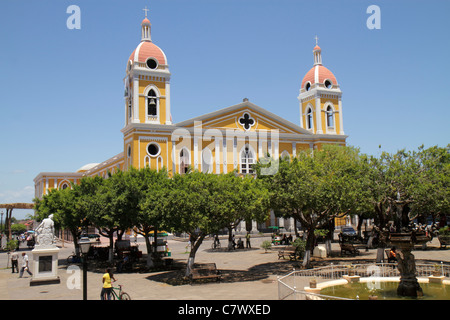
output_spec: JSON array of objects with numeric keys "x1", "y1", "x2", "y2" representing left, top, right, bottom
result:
[
  {"x1": 129, "y1": 41, "x2": 167, "y2": 65},
  {"x1": 175, "y1": 100, "x2": 313, "y2": 136},
  {"x1": 301, "y1": 64, "x2": 337, "y2": 88}
]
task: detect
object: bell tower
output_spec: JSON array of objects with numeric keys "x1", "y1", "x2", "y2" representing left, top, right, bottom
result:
[
  {"x1": 121, "y1": 8, "x2": 173, "y2": 171},
  {"x1": 298, "y1": 38, "x2": 344, "y2": 135},
  {"x1": 124, "y1": 8, "x2": 172, "y2": 127}
]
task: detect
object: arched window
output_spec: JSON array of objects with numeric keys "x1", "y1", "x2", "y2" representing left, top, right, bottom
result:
[
  {"x1": 241, "y1": 145, "x2": 254, "y2": 174},
  {"x1": 281, "y1": 150, "x2": 290, "y2": 161},
  {"x1": 147, "y1": 89, "x2": 158, "y2": 117},
  {"x1": 306, "y1": 107, "x2": 313, "y2": 130},
  {"x1": 128, "y1": 97, "x2": 132, "y2": 119},
  {"x1": 326, "y1": 106, "x2": 334, "y2": 128},
  {"x1": 180, "y1": 148, "x2": 190, "y2": 174}
]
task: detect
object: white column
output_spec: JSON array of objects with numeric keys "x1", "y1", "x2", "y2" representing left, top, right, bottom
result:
[
  {"x1": 299, "y1": 103, "x2": 304, "y2": 128},
  {"x1": 223, "y1": 139, "x2": 227, "y2": 173},
  {"x1": 193, "y1": 136, "x2": 199, "y2": 171},
  {"x1": 233, "y1": 137, "x2": 237, "y2": 170},
  {"x1": 251, "y1": 221, "x2": 258, "y2": 234},
  {"x1": 274, "y1": 141, "x2": 279, "y2": 160},
  {"x1": 315, "y1": 96, "x2": 323, "y2": 134},
  {"x1": 215, "y1": 138, "x2": 220, "y2": 173},
  {"x1": 278, "y1": 217, "x2": 285, "y2": 229},
  {"x1": 133, "y1": 77, "x2": 140, "y2": 123},
  {"x1": 289, "y1": 218, "x2": 295, "y2": 233},
  {"x1": 258, "y1": 138, "x2": 263, "y2": 158},
  {"x1": 338, "y1": 97, "x2": 345, "y2": 135},
  {"x1": 165, "y1": 81, "x2": 172, "y2": 124},
  {"x1": 172, "y1": 141, "x2": 177, "y2": 174},
  {"x1": 292, "y1": 142, "x2": 297, "y2": 158}
]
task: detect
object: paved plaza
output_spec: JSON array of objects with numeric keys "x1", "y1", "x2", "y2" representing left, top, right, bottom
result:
[{"x1": 0, "y1": 234, "x2": 448, "y2": 300}]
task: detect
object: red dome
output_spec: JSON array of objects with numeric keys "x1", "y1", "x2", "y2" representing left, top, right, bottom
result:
[
  {"x1": 301, "y1": 65, "x2": 337, "y2": 88},
  {"x1": 129, "y1": 41, "x2": 167, "y2": 65}
]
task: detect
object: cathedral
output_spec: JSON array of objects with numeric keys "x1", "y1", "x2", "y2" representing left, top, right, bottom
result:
[{"x1": 34, "y1": 13, "x2": 347, "y2": 230}]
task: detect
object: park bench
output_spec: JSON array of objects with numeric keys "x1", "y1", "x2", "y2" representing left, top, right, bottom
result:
[
  {"x1": 278, "y1": 247, "x2": 299, "y2": 261},
  {"x1": 339, "y1": 242, "x2": 360, "y2": 256},
  {"x1": 438, "y1": 236, "x2": 450, "y2": 249},
  {"x1": 190, "y1": 263, "x2": 221, "y2": 283}
]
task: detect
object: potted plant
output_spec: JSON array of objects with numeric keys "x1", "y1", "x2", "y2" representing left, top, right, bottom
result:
[
  {"x1": 261, "y1": 240, "x2": 272, "y2": 253},
  {"x1": 292, "y1": 238, "x2": 306, "y2": 259},
  {"x1": 346, "y1": 264, "x2": 356, "y2": 276}
]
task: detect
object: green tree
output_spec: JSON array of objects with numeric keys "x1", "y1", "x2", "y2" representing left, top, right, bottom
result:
[
  {"x1": 259, "y1": 145, "x2": 368, "y2": 267},
  {"x1": 164, "y1": 172, "x2": 268, "y2": 276},
  {"x1": 11, "y1": 223, "x2": 27, "y2": 234},
  {"x1": 409, "y1": 145, "x2": 450, "y2": 225},
  {"x1": 216, "y1": 173, "x2": 270, "y2": 249},
  {"x1": 85, "y1": 171, "x2": 138, "y2": 262},
  {"x1": 363, "y1": 145, "x2": 449, "y2": 261},
  {"x1": 34, "y1": 186, "x2": 86, "y2": 255},
  {"x1": 134, "y1": 167, "x2": 171, "y2": 266}
]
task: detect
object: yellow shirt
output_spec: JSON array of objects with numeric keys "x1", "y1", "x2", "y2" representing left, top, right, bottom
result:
[{"x1": 103, "y1": 273, "x2": 112, "y2": 288}]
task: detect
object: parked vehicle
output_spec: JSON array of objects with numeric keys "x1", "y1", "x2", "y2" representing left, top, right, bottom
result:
[
  {"x1": 340, "y1": 227, "x2": 357, "y2": 237},
  {"x1": 339, "y1": 227, "x2": 358, "y2": 243}
]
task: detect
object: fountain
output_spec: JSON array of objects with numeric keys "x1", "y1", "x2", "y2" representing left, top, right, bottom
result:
[
  {"x1": 380, "y1": 201, "x2": 432, "y2": 298},
  {"x1": 385, "y1": 231, "x2": 430, "y2": 297}
]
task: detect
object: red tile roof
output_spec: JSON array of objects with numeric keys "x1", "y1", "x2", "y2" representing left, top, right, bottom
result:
[
  {"x1": 129, "y1": 41, "x2": 167, "y2": 65},
  {"x1": 301, "y1": 65, "x2": 337, "y2": 88}
]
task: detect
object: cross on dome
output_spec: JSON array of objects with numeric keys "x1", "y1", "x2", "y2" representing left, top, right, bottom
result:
[
  {"x1": 314, "y1": 35, "x2": 318, "y2": 46},
  {"x1": 143, "y1": 6, "x2": 149, "y2": 18},
  {"x1": 141, "y1": 7, "x2": 152, "y2": 41}
]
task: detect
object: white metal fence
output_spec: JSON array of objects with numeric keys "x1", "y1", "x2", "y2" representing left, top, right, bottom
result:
[{"x1": 278, "y1": 262, "x2": 450, "y2": 300}]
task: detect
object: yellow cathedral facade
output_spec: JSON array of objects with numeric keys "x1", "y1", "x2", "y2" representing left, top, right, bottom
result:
[{"x1": 34, "y1": 13, "x2": 347, "y2": 230}]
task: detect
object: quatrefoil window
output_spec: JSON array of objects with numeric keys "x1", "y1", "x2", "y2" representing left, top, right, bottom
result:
[{"x1": 238, "y1": 113, "x2": 255, "y2": 131}]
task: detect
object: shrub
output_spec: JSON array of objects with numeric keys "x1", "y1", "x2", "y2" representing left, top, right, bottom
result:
[
  {"x1": 439, "y1": 226, "x2": 450, "y2": 236},
  {"x1": 261, "y1": 240, "x2": 272, "y2": 253}
]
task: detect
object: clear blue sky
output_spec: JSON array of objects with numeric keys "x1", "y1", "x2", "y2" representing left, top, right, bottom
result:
[{"x1": 1, "y1": 0, "x2": 449, "y2": 219}]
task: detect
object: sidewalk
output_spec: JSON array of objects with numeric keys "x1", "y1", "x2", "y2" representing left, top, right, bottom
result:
[{"x1": 0, "y1": 236, "x2": 447, "y2": 300}]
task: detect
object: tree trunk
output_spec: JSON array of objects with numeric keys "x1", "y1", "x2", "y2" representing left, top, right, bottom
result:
[
  {"x1": 227, "y1": 226, "x2": 234, "y2": 250},
  {"x1": 356, "y1": 215, "x2": 364, "y2": 238},
  {"x1": 71, "y1": 229, "x2": 80, "y2": 256},
  {"x1": 144, "y1": 234, "x2": 152, "y2": 266},
  {"x1": 302, "y1": 228, "x2": 315, "y2": 268},
  {"x1": 185, "y1": 234, "x2": 206, "y2": 277},
  {"x1": 108, "y1": 233, "x2": 114, "y2": 263}
]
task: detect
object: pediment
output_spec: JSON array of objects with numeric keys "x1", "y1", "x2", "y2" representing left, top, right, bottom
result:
[{"x1": 175, "y1": 101, "x2": 312, "y2": 135}]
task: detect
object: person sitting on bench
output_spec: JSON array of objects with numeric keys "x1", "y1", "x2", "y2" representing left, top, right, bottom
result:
[
  {"x1": 237, "y1": 238, "x2": 244, "y2": 249},
  {"x1": 388, "y1": 246, "x2": 397, "y2": 263}
]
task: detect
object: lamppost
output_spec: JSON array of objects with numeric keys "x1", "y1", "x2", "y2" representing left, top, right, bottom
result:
[{"x1": 78, "y1": 237, "x2": 92, "y2": 300}]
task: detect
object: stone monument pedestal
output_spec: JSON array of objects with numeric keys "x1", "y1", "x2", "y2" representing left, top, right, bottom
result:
[
  {"x1": 313, "y1": 245, "x2": 327, "y2": 258},
  {"x1": 30, "y1": 247, "x2": 60, "y2": 286}
]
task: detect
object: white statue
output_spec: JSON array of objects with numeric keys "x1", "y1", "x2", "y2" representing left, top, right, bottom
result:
[{"x1": 35, "y1": 214, "x2": 56, "y2": 248}]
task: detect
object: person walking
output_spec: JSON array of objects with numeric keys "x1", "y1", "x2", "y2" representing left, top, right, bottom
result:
[
  {"x1": 19, "y1": 252, "x2": 32, "y2": 278},
  {"x1": 101, "y1": 268, "x2": 116, "y2": 300},
  {"x1": 246, "y1": 232, "x2": 251, "y2": 249},
  {"x1": 10, "y1": 250, "x2": 19, "y2": 273}
]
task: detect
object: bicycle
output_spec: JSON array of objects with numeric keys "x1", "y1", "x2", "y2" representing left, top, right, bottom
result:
[
  {"x1": 211, "y1": 241, "x2": 221, "y2": 251},
  {"x1": 106, "y1": 284, "x2": 131, "y2": 300},
  {"x1": 67, "y1": 252, "x2": 81, "y2": 264}
]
